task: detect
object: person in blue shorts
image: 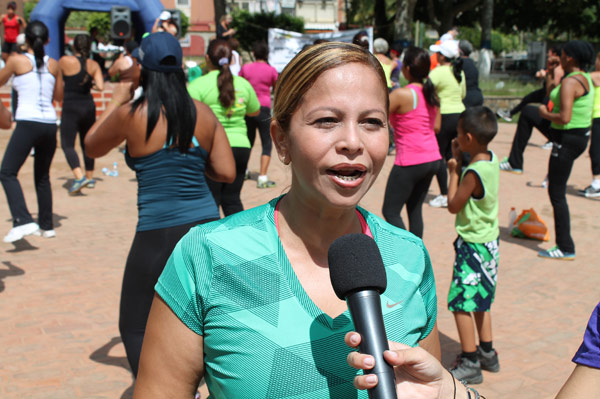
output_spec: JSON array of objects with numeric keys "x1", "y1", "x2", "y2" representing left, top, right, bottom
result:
[
  {"x1": 446, "y1": 106, "x2": 500, "y2": 384},
  {"x1": 132, "y1": 42, "x2": 456, "y2": 398}
]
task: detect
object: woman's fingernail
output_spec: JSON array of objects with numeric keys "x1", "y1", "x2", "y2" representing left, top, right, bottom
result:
[
  {"x1": 366, "y1": 375, "x2": 377, "y2": 384},
  {"x1": 364, "y1": 357, "x2": 374, "y2": 367},
  {"x1": 351, "y1": 335, "x2": 359, "y2": 344},
  {"x1": 385, "y1": 350, "x2": 398, "y2": 359}
]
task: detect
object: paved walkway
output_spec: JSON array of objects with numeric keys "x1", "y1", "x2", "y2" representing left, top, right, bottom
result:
[{"x1": 1, "y1": 122, "x2": 598, "y2": 398}]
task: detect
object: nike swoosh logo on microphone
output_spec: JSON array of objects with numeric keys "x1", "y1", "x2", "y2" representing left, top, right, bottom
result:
[{"x1": 386, "y1": 301, "x2": 403, "y2": 309}]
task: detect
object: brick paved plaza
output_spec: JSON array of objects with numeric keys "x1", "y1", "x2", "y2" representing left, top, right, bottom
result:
[{"x1": 0, "y1": 121, "x2": 598, "y2": 398}]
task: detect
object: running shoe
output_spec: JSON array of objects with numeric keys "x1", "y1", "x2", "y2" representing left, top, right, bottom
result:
[
  {"x1": 449, "y1": 355, "x2": 483, "y2": 384},
  {"x1": 537, "y1": 246, "x2": 575, "y2": 261},
  {"x1": 541, "y1": 141, "x2": 553, "y2": 150},
  {"x1": 477, "y1": 347, "x2": 500, "y2": 372},
  {"x1": 244, "y1": 169, "x2": 252, "y2": 180},
  {"x1": 496, "y1": 109, "x2": 512, "y2": 122},
  {"x1": 257, "y1": 180, "x2": 276, "y2": 189},
  {"x1": 499, "y1": 157, "x2": 523, "y2": 174},
  {"x1": 428, "y1": 194, "x2": 448, "y2": 208},
  {"x1": 69, "y1": 177, "x2": 87, "y2": 196},
  {"x1": 578, "y1": 185, "x2": 600, "y2": 198},
  {"x1": 33, "y1": 229, "x2": 56, "y2": 238},
  {"x1": 3, "y1": 222, "x2": 40, "y2": 243},
  {"x1": 85, "y1": 178, "x2": 96, "y2": 189}
]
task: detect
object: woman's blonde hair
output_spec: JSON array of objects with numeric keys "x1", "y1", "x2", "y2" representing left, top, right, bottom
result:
[{"x1": 272, "y1": 42, "x2": 389, "y2": 134}]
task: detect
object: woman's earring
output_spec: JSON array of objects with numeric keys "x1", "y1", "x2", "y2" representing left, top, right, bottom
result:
[{"x1": 280, "y1": 153, "x2": 290, "y2": 165}]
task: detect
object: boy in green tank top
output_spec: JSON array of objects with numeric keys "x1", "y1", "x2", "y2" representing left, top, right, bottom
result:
[{"x1": 446, "y1": 106, "x2": 500, "y2": 385}]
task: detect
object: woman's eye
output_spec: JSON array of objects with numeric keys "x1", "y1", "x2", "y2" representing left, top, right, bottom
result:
[
  {"x1": 314, "y1": 117, "x2": 337, "y2": 127},
  {"x1": 362, "y1": 118, "x2": 385, "y2": 128}
]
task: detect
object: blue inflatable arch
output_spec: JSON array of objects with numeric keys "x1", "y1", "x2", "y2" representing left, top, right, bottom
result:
[{"x1": 30, "y1": 0, "x2": 164, "y2": 60}]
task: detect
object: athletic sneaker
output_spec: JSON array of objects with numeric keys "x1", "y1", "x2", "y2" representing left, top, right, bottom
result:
[
  {"x1": 3, "y1": 222, "x2": 40, "y2": 243},
  {"x1": 477, "y1": 347, "x2": 500, "y2": 372},
  {"x1": 449, "y1": 355, "x2": 483, "y2": 384},
  {"x1": 69, "y1": 177, "x2": 87, "y2": 196},
  {"x1": 499, "y1": 157, "x2": 523, "y2": 174},
  {"x1": 496, "y1": 109, "x2": 512, "y2": 122},
  {"x1": 578, "y1": 185, "x2": 600, "y2": 198},
  {"x1": 428, "y1": 194, "x2": 448, "y2": 208},
  {"x1": 244, "y1": 169, "x2": 252, "y2": 180},
  {"x1": 85, "y1": 178, "x2": 96, "y2": 189},
  {"x1": 541, "y1": 141, "x2": 553, "y2": 150},
  {"x1": 33, "y1": 229, "x2": 56, "y2": 238},
  {"x1": 257, "y1": 180, "x2": 276, "y2": 189},
  {"x1": 538, "y1": 246, "x2": 575, "y2": 261}
]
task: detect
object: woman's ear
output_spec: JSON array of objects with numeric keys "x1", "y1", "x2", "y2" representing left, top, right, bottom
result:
[{"x1": 271, "y1": 120, "x2": 290, "y2": 165}]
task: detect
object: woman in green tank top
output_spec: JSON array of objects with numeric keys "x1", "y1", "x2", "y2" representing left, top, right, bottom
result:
[{"x1": 537, "y1": 40, "x2": 595, "y2": 260}]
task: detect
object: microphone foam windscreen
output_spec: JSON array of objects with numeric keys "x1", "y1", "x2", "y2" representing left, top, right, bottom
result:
[{"x1": 328, "y1": 233, "x2": 387, "y2": 300}]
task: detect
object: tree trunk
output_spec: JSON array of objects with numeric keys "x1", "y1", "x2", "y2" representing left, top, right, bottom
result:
[
  {"x1": 374, "y1": 0, "x2": 388, "y2": 38},
  {"x1": 214, "y1": 0, "x2": 226, "y2": 30},
  {"x1": 436, "y1": 0, "x2": 482, "y2": 35},
  {"x1": 394, "y1": 0, "x2": 418, "y2": 43},
  {"x1": 480, "y1": 0, "x2": 493, "y2": 49}
]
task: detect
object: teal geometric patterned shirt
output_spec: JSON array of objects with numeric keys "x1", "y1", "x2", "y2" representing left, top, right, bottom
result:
[{"x1": 156, "y1": 197, "x2": 437, "y2": 398}]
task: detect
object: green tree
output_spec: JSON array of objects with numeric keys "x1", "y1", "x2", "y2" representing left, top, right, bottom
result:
[
  {"x1": 179, "y1": 10, "x2": 189, "y2": 38},
  {"x1": 24, "y1": 0, "x2": 38, "y2": 22},
  {"x1": 231, "y1": 10, "x2": 304, "y2": 52},
  {"x1": 87, "y1": 12, "x2": 111, "y2": 38}
]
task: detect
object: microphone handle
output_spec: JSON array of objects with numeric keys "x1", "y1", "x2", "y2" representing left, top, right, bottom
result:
[{"x1": 347, "y1": 290, "x2": 398, "y2": 399}]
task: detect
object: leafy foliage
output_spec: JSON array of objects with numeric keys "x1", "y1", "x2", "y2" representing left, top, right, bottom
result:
[
  {"x1": 231, "y1": 10, "x2": 304, "y2": 52},
  {"x1": 87, "y1": 13, "x2": 111, "y2": 38},
  {"x1": 179, "y1": 10, "x2": 189, "y2": 38},
  {"x1": 24, "y1": 0, "x2": 38, "y2": 22}
]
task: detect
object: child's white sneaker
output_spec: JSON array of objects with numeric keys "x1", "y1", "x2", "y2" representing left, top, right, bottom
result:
[{"x1": 428, "y1": 194, "x2": 448, "y2": 208}]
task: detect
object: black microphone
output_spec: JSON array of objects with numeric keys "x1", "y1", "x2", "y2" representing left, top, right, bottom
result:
[{"x1": 328, "y1": 233, "x2": 397, "y2": 399}]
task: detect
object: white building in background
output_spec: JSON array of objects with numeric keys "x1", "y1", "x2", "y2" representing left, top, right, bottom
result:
[{"x1": 230, "y1": 0, "x2": 346, "y2": 31}]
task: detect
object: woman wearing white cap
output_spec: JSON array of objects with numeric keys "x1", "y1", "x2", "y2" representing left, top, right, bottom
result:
[{"x1": 427, "y1": 40, "x2": 465, "y2": 208}]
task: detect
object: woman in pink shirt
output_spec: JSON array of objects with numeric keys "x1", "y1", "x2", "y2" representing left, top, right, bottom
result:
[
  {"x1": 382, "y1": 46, "x2": 442, "y2": 238},
  {"x1": 239, "y1": 41, "x2": 278, "y2": 188}
]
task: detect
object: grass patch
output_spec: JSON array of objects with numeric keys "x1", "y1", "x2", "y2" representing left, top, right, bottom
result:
[{"x1": 480, "y1": 78, "x2": 541, "y2": 97}]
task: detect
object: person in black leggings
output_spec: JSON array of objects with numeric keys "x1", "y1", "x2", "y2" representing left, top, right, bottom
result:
[
  {"x1": 537, "y1": 40, "x2": 595, "y2": 260},
  {"x1": 84, "y1": 33, "x2": 235, "y2": 376},
  {"x1": 59, "y1": 34, "x2": 104, "y2": 195},
  {"x1": 0, "y1": 21, "x2": 63, "y2": 242},
  {"x1": 499, "y1": 104, "x2": 551, "y2": 173}
]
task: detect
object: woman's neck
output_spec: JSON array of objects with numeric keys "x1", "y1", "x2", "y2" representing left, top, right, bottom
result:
[{"x1": 277, "y1": 191, "x2": 362, "y2": 261}]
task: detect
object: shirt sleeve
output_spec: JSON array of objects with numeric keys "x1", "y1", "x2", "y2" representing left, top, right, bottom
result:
[
  {"x1": 572, "y1": 302, "x2": 600, "y2": 369},
  {"x1": 243, "y1": 78, "x2": 261, "y2": 114},
  {"x1": 460, "y1": 72, "x2": 467, "y2": 99},
  {"x1": 418, "y1": 242, "x2": 438, "y2": 341},
  {"x1": 187, "y1": 79, "x2": 202, "y2": 102},
  {"x1": 155, "y1": 227, "x2": 213, "y2": 336}
]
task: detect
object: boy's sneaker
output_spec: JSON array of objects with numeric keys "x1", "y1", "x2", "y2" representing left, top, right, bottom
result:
[
  {"x1": 499, "y1": 157, "x2": 523, "y2": 174},
  {"x1": 449, "y1": 355, "x2": 483, "y2": 384},
  {"x1": 477, "y1": 347, "x2": 500, "y2": 372},
  {"x1": 69, "y1": 177, "x2": 87, "y2": 196},
  {"x1": 257, "y1": 180, "x2": 276, "y2": 189},
  {"x1": 538, "y1": 245, "x2": 575, "y2": 261},
  {"x1": 33, "y1": 229, "x2": 56, "y2": 238},
  {"x1": 428, "y1": 194, "x2": 447, "y2": 208},
  {"x1": 578, "y1": 184, "x2": 600, "y2": 198},
  {"x1": 496, "y1": 109, "x2": 512, "y2": 122},
  {"x1": 3, "y1": 222, "x2": 40, "y2": 243}
]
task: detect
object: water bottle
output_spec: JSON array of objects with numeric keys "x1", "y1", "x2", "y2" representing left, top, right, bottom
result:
[
  {"x1": 111, "y1": 161, "x2": 119, "y2": 177},
  {"x1": 508, "y1": 207, "x2": 517, "y2": 229},
  {"x1": 102, "y1": 167, "x2": 110, "y2": 176}
]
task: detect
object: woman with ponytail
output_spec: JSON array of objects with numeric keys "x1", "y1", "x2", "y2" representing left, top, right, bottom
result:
[
  {"x1": 84, "y1": 32, "x2": 235, "y2": 377},
  {"x1": 58, "y1": 34, "x2": 104, "y2": 195},
  {"x1": 426, "y1": 39, "x2": 465, "y2": 208},
  {"x1": 0, "y1": 21, "x2": 63, "y2": 242},
  {"x1": 382, "y1": 46, "x2": 442, "y2": 238},
  {"x1": 537, "y1": 40, "x2": 595, "y2": 260},
  {"x1": 188, "y1": 38, "x2": 260, "y2": 216}
]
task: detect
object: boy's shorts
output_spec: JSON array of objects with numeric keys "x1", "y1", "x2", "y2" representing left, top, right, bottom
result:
[{"x1": 448, "y1": 236, "x2": 499, "y2": 313}]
